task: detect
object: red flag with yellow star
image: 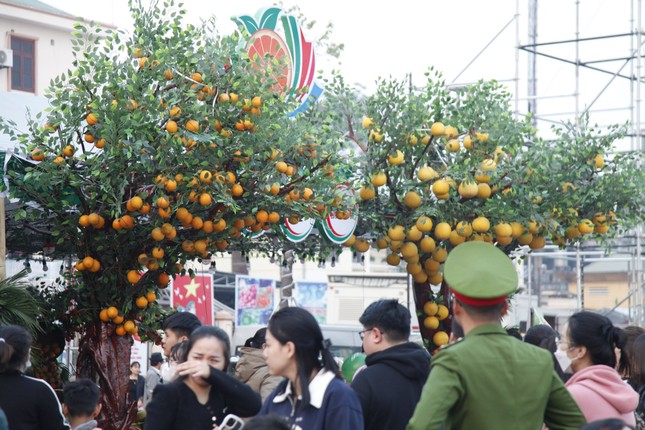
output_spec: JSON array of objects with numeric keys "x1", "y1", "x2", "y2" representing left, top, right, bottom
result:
[{"x1": 171, "y1": 273, "x2": 214, "y2": 325}]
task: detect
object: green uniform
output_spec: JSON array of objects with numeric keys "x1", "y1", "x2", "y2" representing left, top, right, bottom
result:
[{"x1": 407, "y1": 324, "x2": 586, "y2": 430}]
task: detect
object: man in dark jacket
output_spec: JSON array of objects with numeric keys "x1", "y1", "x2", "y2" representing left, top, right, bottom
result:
[{"x1": 351, "y1": 299, "x2": 430, "y2": 430}]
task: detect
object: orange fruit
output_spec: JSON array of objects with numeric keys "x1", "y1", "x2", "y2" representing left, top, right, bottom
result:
[
  {"x1": 82, "y1": 256, "x2": 95, "y2": 268},
  {"x1": 436, "y1": 305, "x2": 450, "y2": 320},
  {"x1": 31, "y1": 148, "x2": 45, "y2": 161},
  {"x1": 151, "y1": 227, "x2": 165, "y2": 241},
  {"x1": 433, "y1": 331, "x2": 449, "y2": 346},
  {"x1": 165, "y1": 179, "x2": 177, "y2": 192},
  {"x1": 231, "y1": 184, "x2": 244, "y2": 197},
  {"x1": 158, "y1": 207, "x2": 171, "y2": 218},
  {"x1": 256, "y1": 210, "x2": 269, "y2": 223},
  {"x1": 86, "y1": 113, "x2": 98, "y2": 125},
  {"x1": 199, "y1": 193, "x2": 212, "y2": 206},
  {"x1": 63, "y1": 145, "x2": 75, "y2": 157},
  {"x1": 423, "y1": 316, "x2": 440, "y2": 330},
  {"x1": 129, "y1": 196, "x2": 144, "y2": 211},
  {"x1": 115, "y1": 325, "x2": 127, "y2": 336},
  {"x1": 156, "y1": 196, "x2": 170, "y2": 208},
  {"x1": 158, "y1": 272, "x2": 170, "y2": 287},
  {"x1": 151, "y1": 247, "x2": 164, "y2": 259},
  {"x1": 146, "y1": 291, "x2": 157, "y2": 303},
  {"x1": 185, "y1": 119, "x2": 199, "y2": 132},
  {"x1": 89, "y1": 260, "x2": 101, "y2": 272},
  {"x1": 79, "y1": 215, "x2": 90, "y2": 227},
  {"x1": 276, "y1": 161, "x2": 288, "y2": 173},
  {"x1": 199, "y1": 170, "x2": 212, "y2": 183},
  {"x1": 268, "y1": 212, "x2": 280, "y2": 223},
  {"x1": 106, "y1": 306, "x2": 119, "y2": 319},
  {"x1": 123, "y1": 320, "x2": 136, "y2": 334},
  {"x1": 112, "y1": 315, "x2": 124, "y2": 325},
  {"x1": 165, "y1": 120, "x2": 178, "y2": 133},
  {"x1": 127, "y1": 270, "x2": 141, "y2": 285},
  {"x1": 423, "y1": 301, "x2": 438, "y2": 316},
  {"x1": 99, "y1": 309, "x2": 110, "y2": 322},
  {"x1": 135, "y1": 296, "x2": 148, "y2": 309},
  {"x1": 191, "y1": 217, "x2": 204, "y2": 230}
]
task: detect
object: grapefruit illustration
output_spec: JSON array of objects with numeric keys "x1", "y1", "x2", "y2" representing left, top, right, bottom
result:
[{"x1": 247, "y1": 29, "x2": 293, "y2": 94}]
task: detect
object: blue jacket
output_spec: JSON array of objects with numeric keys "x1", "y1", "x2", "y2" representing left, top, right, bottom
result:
[{"x1": 260, "y1": 369, "x2": 363, "y2": 430}]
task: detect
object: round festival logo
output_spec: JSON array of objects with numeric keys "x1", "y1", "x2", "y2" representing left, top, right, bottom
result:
[{"x1": 233, "y1": 7, "x2": 324, "y2": 117}]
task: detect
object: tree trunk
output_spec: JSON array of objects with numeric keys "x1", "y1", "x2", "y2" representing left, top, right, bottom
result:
[{"x1": 76, "y1": 320, "x2": 137, "y2": 430}]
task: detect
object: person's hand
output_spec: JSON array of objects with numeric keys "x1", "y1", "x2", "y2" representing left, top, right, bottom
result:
[{"x1": 175, "y1": 360, "x2": 211, "y2": 380}]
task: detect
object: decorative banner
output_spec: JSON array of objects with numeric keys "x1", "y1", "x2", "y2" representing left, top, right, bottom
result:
[
  {"x1": 236, "y1": 275, "x2": 276, "y2": 326},
  {"x1": 295, "y1": 281, "x2": 328, "y2": 324},
  {"x1": 317, "y1": 214, "x2": 358, "y2": 245},
  {"x1": 171, "y1": 273, "x2": 214, "y2": 326},
  {"x1": 130, "y1": 334, "x2": 148, "y2": 374},
  {"x1": 317, "y1": 183, "x2": 358, "y2": 244},
  {"x1": 280, "y1": 217, "x2": 315, "y2": 242},
  {"x1": 233, "y1": 7, "x2": 323, "y2": 116},
  {"x1": 243, "y1": 227, "x2": 265, "y2": 239}
]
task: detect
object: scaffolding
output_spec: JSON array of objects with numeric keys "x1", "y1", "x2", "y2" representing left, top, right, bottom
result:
[
  {"x1": 514, "y1": 0, "x2": 644, "y2": 325},
  {"x1": 448, "y1": 0, "x2": 644, "y2": 324}
]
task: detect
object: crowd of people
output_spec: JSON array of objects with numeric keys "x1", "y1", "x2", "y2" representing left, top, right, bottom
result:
[{"x1": 0, "y1": 241, "x2": 644, "y2": 429}]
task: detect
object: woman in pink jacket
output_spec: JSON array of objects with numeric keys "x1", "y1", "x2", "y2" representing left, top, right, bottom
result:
[{"x1": 559, "y1": 311, "x2": 638, "y2": 425}]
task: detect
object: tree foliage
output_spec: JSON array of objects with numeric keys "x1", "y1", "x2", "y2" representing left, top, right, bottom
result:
[
  {"x1": 320, "y1": 69, "x2": 644, "y2": 350},
  {"x1": 1, "y1": 0, "x2": 352, "y2": 340}
]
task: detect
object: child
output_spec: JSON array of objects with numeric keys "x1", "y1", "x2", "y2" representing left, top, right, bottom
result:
[{"x1": 63, "y1": 379, "x2": 102, "y2": 430}]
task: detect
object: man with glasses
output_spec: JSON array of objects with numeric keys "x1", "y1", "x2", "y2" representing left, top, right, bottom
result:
[
  {"x1": 352, "y1": 299, "x2": 430, "y2": 430},
  {"x1": 407, "y1": 242, "x2": 586, "y2": 430}
]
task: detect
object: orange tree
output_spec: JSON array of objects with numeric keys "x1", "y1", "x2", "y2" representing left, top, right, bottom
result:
[
  {"x1": 0, "y1": 2, "x2": 352, "y2": 428},
  {"x1": 320, "y1": 70, "x2": 644, "y2": 352}
]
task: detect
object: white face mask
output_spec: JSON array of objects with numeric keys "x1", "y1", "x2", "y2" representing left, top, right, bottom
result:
[{"x1": 554, "y1": 348, "x2": 571, "y2": 372}]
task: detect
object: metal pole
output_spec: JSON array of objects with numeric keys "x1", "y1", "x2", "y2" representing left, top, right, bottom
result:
[
  {"x1": 638, "y1": 0, "x2": 643, "y2": 152},
  {"x1": 630, "y1": 0, "x2": 636, "y2": 151},
  {"x1": 576, "y1": 243, "x2": 583, "y2": 310},
  {"x1": 527, "y1": 255, "x2": 533, "y2": 328},
  {"x1": 514, "y1": 0, "x2": 520, "y2": 118},
  {"x1": 575, "y1": 0, "x2": 580, "y2": 126},
  {"x1": 528, "y1": 0, "x2": 538, "y2": 126}
]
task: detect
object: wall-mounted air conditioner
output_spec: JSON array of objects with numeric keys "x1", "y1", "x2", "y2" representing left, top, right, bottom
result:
[{"x1": 0, "y1": 49, "x2": 13, "y2": 68}]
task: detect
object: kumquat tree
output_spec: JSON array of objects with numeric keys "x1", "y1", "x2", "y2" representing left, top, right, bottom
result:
[
  {"x1": 0, "y1": 1, "x2": 352, "y2": 428},
  {"x1": 321, "y1": 70, "x2": 644, "y2": 353}
]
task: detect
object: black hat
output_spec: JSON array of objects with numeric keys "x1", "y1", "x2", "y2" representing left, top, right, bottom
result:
[{"x1": 150, "y1": 352, "x2": 164, "y2": 365}]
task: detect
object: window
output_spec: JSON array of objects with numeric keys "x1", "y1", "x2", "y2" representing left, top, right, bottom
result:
[{"x1": 11, "y1": 36, "x2": 35, "y2": 92}]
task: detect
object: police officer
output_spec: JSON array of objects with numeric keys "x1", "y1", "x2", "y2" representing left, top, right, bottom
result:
[{"x1": 407, "y1": 241, "x2": 586, "y2": 430}]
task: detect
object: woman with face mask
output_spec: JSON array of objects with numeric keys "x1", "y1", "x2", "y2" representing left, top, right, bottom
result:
[{"x1": 559, "y1": 311, "x2": 638, "y2": 425}]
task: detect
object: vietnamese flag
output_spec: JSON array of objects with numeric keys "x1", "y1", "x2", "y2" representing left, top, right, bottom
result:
[{"x1": 172, "y1": 273, "x2": 214, "y2": 325}]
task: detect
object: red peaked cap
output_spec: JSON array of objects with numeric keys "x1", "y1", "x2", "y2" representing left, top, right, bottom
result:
[{"x1": 444, "y1": 242, "x2": 518, "y2": 307}]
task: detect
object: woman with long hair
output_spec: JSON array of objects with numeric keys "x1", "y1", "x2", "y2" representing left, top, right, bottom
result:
[
  {"x1": 259, "y1": 307, "x2": 363, "y2": 430},
  {"x1": 144, "y1": 326, "x2": 261, "y2": 430},
  {"x1": 0, "y1": 324, "x2": 68, "y2": 430},
  {"x1": 129, "y1": 361, "x2": 145, "y2": 409},
  {"x1": 559, "y1": 311, "x2": 638, "y2": 425}
]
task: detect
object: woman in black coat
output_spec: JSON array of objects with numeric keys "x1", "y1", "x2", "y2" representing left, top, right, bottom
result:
[
  {"x1": 144, "y1": 326, "x2": 261, "y2": 430},
  {"x1": 129, "y1": 361, "x2": 145, "y2": 408}
]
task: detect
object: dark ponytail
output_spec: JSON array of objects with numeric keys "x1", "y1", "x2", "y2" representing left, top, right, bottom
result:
[
  {"x1": 0, "y1": 325, "x2": 33, "y2": 373},
  {"x1": 568, "y1": 311, "x2": 626, "y2": 369},
  {"x1": 268, "y1": 307, "x2": 340, "y2": 410}
]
